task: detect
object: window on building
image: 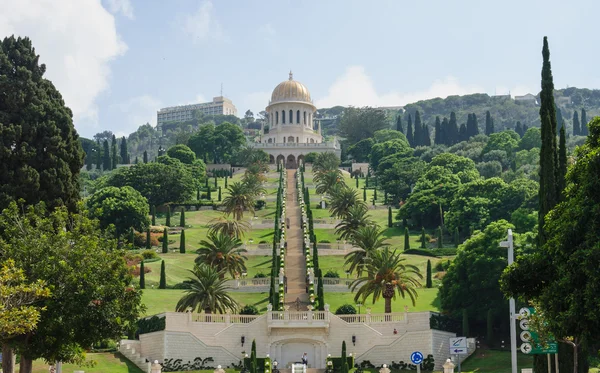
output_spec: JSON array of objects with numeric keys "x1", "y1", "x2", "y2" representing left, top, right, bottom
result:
[
  {"x1": 304, "y1": 111, "x2": 306, "y2": 124},
  {"x1": 288, "y1": 136, "x2": 295, "y2": 143},
  {"x1": 296, "y1": 110, "x2": 300, "y2": 124},
  {"x1": 282, "y1": 110, "x2": 286, "y2": 124},
  {"x1": 276, "y1": 111, "x2": 279, "y2": 124},
  {"x1": 289, "y1": 110, "x2": 293, "y2": 124}
]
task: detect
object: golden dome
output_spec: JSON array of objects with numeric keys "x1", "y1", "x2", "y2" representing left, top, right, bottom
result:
[{"x1": 270, "y1": 71, "x2": 312, "y2": 104}]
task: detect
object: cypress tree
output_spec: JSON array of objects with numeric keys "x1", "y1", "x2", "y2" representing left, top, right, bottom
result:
[
  {"x1": 103, "y1": 139, "x2": 111, "y2": 170},
  {"x1": 179, "y1": 229, "x2": 186, "y2": 253},
  {"x1": 159, "y1": 260, "x2": 166, "y2": 289},
  {"x1": 485, "y1": 111, "x2": 494, "y2": 135},
  {"x1": 251, "y1": 340, "x2": 258, "y2": 373},
  {"x1": 218, "y1": 186, "x2": 222, "y2": 201},
  {"x1": 120, "y1": 136, "x2": 129, "y2": 164},
  {"x1": 581, "y1": 107, "x2": 588, "y2": 136},
  {"x1": 413, "y1": 111, "x2": 422, "y2": 146},
  {"x1": 515, "y1": 121, "x2": 524, "y2": 138},
  {"x1": 363, "y1": 187, "x2": 367, "y2": 201},
  {"x1": 454, "y1": 227, "x2": 460, "y2": 247},
  {"x1": 437, "y1": 226, "x2": 443, "y2": 248},
  {"x1": 404, "y1": 228, "x2": 410, "y2": 251},
  {"x1": 572, "y1": 111, "x2": 581, "y2": 136},
  {"x1": 355, "y1": 176, "x2": 359, "y2": 188},
  {"x1": 538, "y1": 36, "x2": 559, "y2": 247},
  {"x1": 471, "y1": 113, "x2": 479, "y2": 136},
  {"x1": 180, "y1": 208, "x2": 185, "y2": 227},
  {"x1": 487, "y1": 309, "x2": 494, "y2": 344},
  {"x1": 341, "y1": 341, "x2": 347, "y2": 373},
  {"x1": 205, "y1": 178, "x2": 209, "y2": 188},
  {"x1": 440, "y1": 117, "x2": 449, "y2": 145},
  {"x1": 373, "y1": 188, "x2": 377, "y2": 202},
  {"x1": 423, "y1": 124, "x2": 431, "y2": 146},
  {"x1": 143, "y1": 150, "x2": 148, "y2": 163},
  {"x1": 166, "y1": 207, "x2": 171, "y2": 227},
  {"x1": 129, "y1": 227, "x2": 135, "y2": 245},
  {"x1": 426, "y1": 260, "x2": 432, "y2": 288},
  {"x1": 406, "y1": 114, "x2": 414, "y2": 146},
  {"x1": 139, "y1": 261, "x2": 145, "y2": 289},
  {"x1": 558, "y1": 125, "x2": 567, "y2": 200},
  {"x1": 388, "y1": 206, "x2": 393, "y2": 228},
  {"x1": 459, "y1": 122, "x2": 467, "y2": 142},
  {"x1": 146, "y1": 227, "x2": 151, "y2": 250},
  {"x1": 214, "y1": 176, "x2": 218, "y2": 188},
  {"x1": 134, "y1": 156, "x2": 139, "y2": 164},
  {"x1": 162, "y1": 227, "x2": 168, "y2": 253},
  {"x1": 111, "y1": 134, "x2": 119, "y2": 169},
  {"x1": 225, "y1": 175, "x2": 228, "y2": 188},
  {"x1": 462, "y1": 309, "x2": 470, "y2": 337},
  {"x1": 151, "y1": 205, "x2": 156, "y2": 225},
  {"x1": 434, "y1": 116, "x2": 442, "y2": 145},
  {"x1": 85, "y1": 149, "x2": 93, "y2": 171},
  {"x1": 95, "y1": 142, "x2": 102, "y2": 170},
  {"x1": 396, "y1": 115, "x2": 403, "y2": 133},
  {"x1": 448, "y1": 112, "x2": 459, "y2": 145},
  {"x1": 420, "y1": 227, "x2": 426, "y2": 248},
  {"x1": 207, "y1": 186, "x2": 212, "y2": 200}
]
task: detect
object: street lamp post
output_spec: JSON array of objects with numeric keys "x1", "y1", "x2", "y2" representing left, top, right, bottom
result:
[
  {"x1": 500, "y1": 229, "x2": 517, "y2": 373},
  {"x1": 356, "y1": 303, "x2": 362, "y2": 315}
]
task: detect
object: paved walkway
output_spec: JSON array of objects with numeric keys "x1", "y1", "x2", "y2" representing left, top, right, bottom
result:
[{"x1": 284, "y1": 169, "x2": 309, "y2": 309}]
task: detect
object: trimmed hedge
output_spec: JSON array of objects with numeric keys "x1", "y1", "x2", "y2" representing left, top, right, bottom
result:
[
  {"x1": 328, "y1": 357, "x2": 354, "y2": 371},
  {"x1": 404, "y1": 248, "x2": 457, "y2": 257},
  {"x1": 243, "y1": 357, "x2": 271, "y2": 373},
  {"x1": 137, "y1": 315, "x2": 166, "y2": 335}
]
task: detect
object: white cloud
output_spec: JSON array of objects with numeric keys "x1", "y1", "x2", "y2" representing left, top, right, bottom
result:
[
  {"x1": 0, "y1": 0, "x2": 127, "y2": 135},
  {"x1": 316, "y1": 66, "x2": 484, "y2": 108},
  {"x1": 109, "y1": 94, "x2": 162, "y2": 137},
  {"x1": 105, "y1": 0, "x2": 134, "y2": 20},
  {"x1": 182, "y1": 0, "x2": 226, "y2": 42}
]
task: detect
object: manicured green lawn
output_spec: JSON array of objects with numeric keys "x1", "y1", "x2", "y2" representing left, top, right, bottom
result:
[
  {"x1": 318, "y1": 254, "x2": 446, "y2": 279},
  {"x1": 325, "y1": 288, "x2": 440, "y2": 314},
  {"x1": 460, "y1": 349, "x2": 533, "y2": 373},
  {"x1": 141, "y1": 289, "x2": 270, "y2": 316},
  {"x1": 28, "y1": 353, "x2": 144, "y2": 373}
]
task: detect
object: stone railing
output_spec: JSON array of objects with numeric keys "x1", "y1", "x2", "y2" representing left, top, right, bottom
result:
[
  {"x1": 267, "y1": 310, "x2": 330, "y2": 329},
  {"x1": 254, "y1": 142, "x2": 339, "y2": 149},
  {"x1": 337, "y1": 312, "x2": 407, "y2": 324},
  {"x1": 191, "y1": 313, "x2": 261, "y2": 324}
]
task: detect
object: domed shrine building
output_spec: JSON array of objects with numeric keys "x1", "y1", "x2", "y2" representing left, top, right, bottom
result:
[{"x1": 254, "y1": 72, "x2": 341, "y2": 168}]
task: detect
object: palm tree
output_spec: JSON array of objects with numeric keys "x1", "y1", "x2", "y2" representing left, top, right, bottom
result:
[
  {"x1": 312, "y1": 152, "x2": 341, "y2": 174},
  {"x1": 196, "y1": 232, "x2": 248, "y2": 279},
  {"x1": 222, "y1": 182, "x2": 255, "y2": 220},
  {"x1": 176, "y1": 264, "x2": 239, "y2": 314},
  {"x1": 208, "y1": 217, "x2": 250, "y2": 239},
  {"x1": 344, "y1": 225, "x2": 389, "y2": 276},
  {"x1": 315, "y1": 169, "x2": 345, "y2": 195},
  {"x1": 350, "y1": 248, "x2": 423, "y2": 313},
  {"x1": 335, "y1": 203, "x2": 372, "y2": 241},
  {"x1": 328, "y1": 187, "x2": 363, "y2": 218}
]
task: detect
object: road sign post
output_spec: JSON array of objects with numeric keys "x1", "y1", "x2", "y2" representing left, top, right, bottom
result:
[
  {"x1": 410, "y1": 351, "x2": 423, "y2": 373},
  {"x1": 500, "y1": 229, "x2": 517, "y2": 373},
  {"x1": 449, "y1": 337, "x2": 467, "y2": 373}
]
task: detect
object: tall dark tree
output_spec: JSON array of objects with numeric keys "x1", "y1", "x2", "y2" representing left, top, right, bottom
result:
[
  {"x1": 103, "y1": 139, "x2": 111, "y2": 170},
  {"x1": 420, "y1": 227, "x2": 426, "y2": 249},
  {"x1": 111, "y1": 134, "x2": 119, "y2": 169},
  {"x1": 404, "y1": 228, "x2": 410, "y2": 251},
  {"x1": 459, "y1": 123, "x2": 467, "y2": 142},
  {"x1": 556, "y1": 106, "x2": 564, "y2": 134},
  {"x1": 581, "y1": 108, "x2": 588, "y2": 136},
  {"x1": 467, "y1": 113, "x2": 480, "y2": 138},
  {"x1": 538, "y1": 36, "x2": 559, "y2": 246},
  {"x1": 448, "y1": 112, "x2": 459, "y2": 145},
  {"x1": 0, "y1": 36, "x2": 84, "y2": 213},
  {"x1": 159, "y1": 260, "x2": 166, "y2": 289},
  {"x1": 139, "y1": 261, "x2": 145, "y2": 289},
  {"x1": 434, "y1": 116, "x2": 442, "y2": 145},
  {"x1": 179, "y1": 229, "x2": 186, "y2": 253},
  {"x1": 485, "y1": 111, "x2": 494, "y2": 135},
  {"x1": 120, "y1": 136, "x2": 129, "y2": 164},
  {"x1": 95, "y1": 141, "x2": 102, "y2": 170},
  {"x1": 146, "y1": 227, "x2": 151, "y2": 250},
  {"x1": 558, "y1": 125, "x2": 567, "y2": 201},
  {"x1": 166, "y1": 207, "x2": 171, "y2": 227},
  {"x1": 439, "y1": 117, "x2": 449, "y2": 145},
  {"x1": 396, "y1": 115, "x2": 404, "y2": 134},
  {"x1": 406, "y1": 114, "x2": 414, "y2": 146},
  {"x1": 422, "y1": 124, "x2": 431, "y2": 146},
  {"x1": 413, "y1": 111, "x2": 422, "y2": 146},
  {"x1": 162, "y1": 227, "x2": 169, "y2": 253},
  {"x1": 426, "y1": 260, "x2": 432, "y2": 288},
  {"x1": 572, "y1": 111, "x2": 581, "y2": 136},
  {"x1": 180, "y1": 208, "x2": 186, "y2": 227},
  {"x1": 143, "y1": 150, "x2": 148, "y2": 163},
  {"x1": 515, "y1": 121, "x2": 524, "y2": 138}
]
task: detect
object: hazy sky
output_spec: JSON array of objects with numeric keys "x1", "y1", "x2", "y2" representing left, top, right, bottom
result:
[{"x1": 2, "y1": 0, "x2": 599, "y2": 138}]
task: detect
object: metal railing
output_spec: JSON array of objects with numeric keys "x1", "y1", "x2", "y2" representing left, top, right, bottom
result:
[{"x1": 191, "y1": 314, "x2": 260, "y2": 324}]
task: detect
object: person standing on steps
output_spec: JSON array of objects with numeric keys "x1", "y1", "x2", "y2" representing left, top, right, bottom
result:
[{"x1": 301, "y1": 352, "x2": 308, "y2": 366}]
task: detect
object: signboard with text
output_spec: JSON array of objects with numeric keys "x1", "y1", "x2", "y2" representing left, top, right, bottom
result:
[{"x1": 518, "y1": 307, "x2": 558, "y2": 355}]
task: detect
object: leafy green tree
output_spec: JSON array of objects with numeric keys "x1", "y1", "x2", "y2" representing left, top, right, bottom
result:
[
  {"x1": 175, "y1": 264, "x2": 239, "y2": 314},
  {"x1": 86, "y1": 186, "x2": 149, "y2": 236},
  {"x1": 350, "y1": 248, "x2": 423, "y2": 313},
  {"x1": 462, "y1": 309, "x2": 470, "y2": 336},
  {"x1": 447, "y1": 112, "x2": 460, "y2": 145},
  {"x1": 315, "y1": 170, "x2": 345, "y2": 195},
  {"x1": 476, "y1": 161, "x2": 502, "y2": 179},
  {"x1": 151, "y1": 205, "x2": 156, "y2": 225},
  {"x1": 519, "y1": 127, "x2": 542, "y2": 151},
  {"x1": 0, "y1": 202, "x2": 143, "y2": 369},
  {"x1": 162, "y1": 228, "x2": 168, "y2": 253},
  {"x1": 437, "y1": 226, "x2": 443, "y2": 248},
  {"x1": 404, "y1": 228, "x2": 410, "y2": 251},
  {"x1": 179, "y1": 230, "x2": 186, "y2": 254},
  {"x1": 347, "y1": 138, "x2": 374, "y2": 163},
  {"x1": 421, "y1": 227, "x2": 427, "y2": 248},
  {"x1": 339, "y1": 107, "x2": 389, "y2": 144},
  {"x1": 312, "y1": 152, "x2": 341, "y2": 174},
  {"x1": 441, "y1": 220, "x2": 514, "y2": 322},
  {"x1": 0, "y1": 40, "x2": 90, "y2": 214},
  {"x1": 222, "y1": 182, "x2": 255, "y2": 221},
  {"x1": 538, "y1": 36, "x2": 559, "y2": 247},
  {"x1": 335, "y1": 204, "x2": 372, "y2": 241},
  {"x1": 515, "y1": 121, "x2": 524, "y2": 138},
  {"x1": 486, "y1": 309, "x2": 494, "y2": 344},
  {"x1": 377, "y1": 156, "x2": 426, "y2": 203},
  {"x1": 107, "y1": 162, "x2": 195, "y2": 206},
  {"x1": 328, "y1": 186, "x2": 361, "y2": 219},
  {"x1": 482, "y1": 130, "x2": 519, "y2": 156},
  {"x1": 166, "y1": 208, "x2": 171, "y2": 227},
  {"x1": 453, "y1": 227, "x2": 460, "y2": 247},
  {"x1": 167, "y1": 144, "x2": 196, "y2": 164},
  {"x1": 139, "y1": 261, "x2": 145, "y2": 289},
  {"x1": 159, "y1": 260, "x2": 166, "y2": 289},
  {"x1": 188, "y1": 122, "x2": 246, "y2": 164},
  {"x1": 395, "y1": 115, "x2": 403, "y2": 133},
  {"x1": 426, "y1": 260, "x2": 432, "y2": 288},
  {"x1": 196, "y1": 232, "x2": 248, "y2": 279},
  {"x1": 369, "y1": 138, "x2": 412, "y2": 171}
]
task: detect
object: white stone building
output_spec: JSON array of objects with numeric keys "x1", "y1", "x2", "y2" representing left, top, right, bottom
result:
[{"x1": 253, "y1": 73, "x2": 341, "y2": 168}]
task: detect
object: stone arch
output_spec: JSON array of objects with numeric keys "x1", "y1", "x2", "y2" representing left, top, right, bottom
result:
[
  {"x1": 268, "y1": 138, "x2": 273, "y2": 143},
  {"x1": 282, "y1": 110, "x2": 286, "y2": 124},
  {"x1": 310, "y1": 138, "x2": 315, "y2": 143},
  {"x1": 286, "y1": 154, "x2": 296, "y2": 169},
  {"x1": 303, "y1": 111, "x2": 307, "y2": 124},
  {"x1": 289, "y1": 110, "x2": 293, "y2": 124},
  {"x1": 269, "y1": 338, "x2": 327, "y2": 369},
  {"x1": 276, "y1": 111, "x2": 279, "y2": 124},
  {"x1": 296, "y1": 110, "x2": 300, "y2": 124},
  {"x1": 276, "y1": 154, "x2": 285, "y2": 166},
  {"x1": 269, "y1": 155, "x2": 275, "y2": 164},
  {"x1": 297, "y1": 154, "x2": 305, "y2": 166},
  {"x1": 287, "y1": 136, "x2": 295, "y2": 143}
]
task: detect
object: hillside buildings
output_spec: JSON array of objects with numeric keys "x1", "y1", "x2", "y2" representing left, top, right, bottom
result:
[{"x1": 156, "y1": 96, "x2": 237, "y2": 131}]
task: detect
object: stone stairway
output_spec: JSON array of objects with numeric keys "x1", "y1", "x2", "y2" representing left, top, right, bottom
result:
[
  {"x1": 284, "y1": 169, "x2": 309, "y2": 308},
  {"x1": 119, "y1": 341, "x2": 151, "y2": 373}
]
